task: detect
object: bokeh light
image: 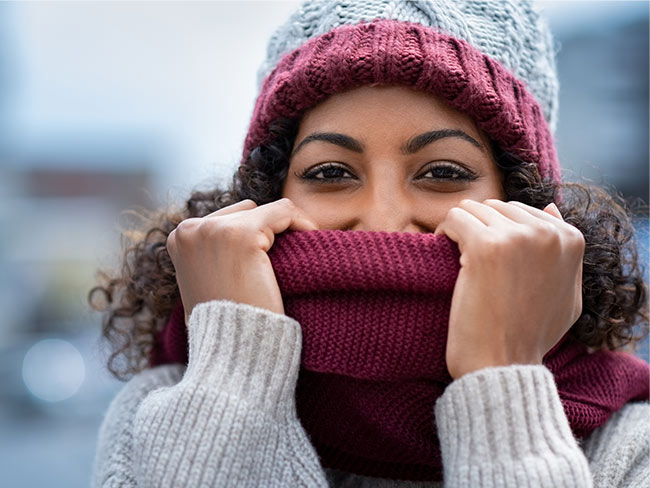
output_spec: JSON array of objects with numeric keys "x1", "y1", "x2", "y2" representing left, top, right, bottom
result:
[{"x1": 22, "y1": 339, "x2": 86, "y2": 403}]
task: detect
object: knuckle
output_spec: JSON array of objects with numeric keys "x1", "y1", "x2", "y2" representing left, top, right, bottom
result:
[
  {"x1": 512, "y1": 226, "x2": 533, "y2": 245},
  {"x1": 457, "y1": 199, "x2": 474, "y2": 210},
  {"x1": 527, "y1": 221, "x2": 561, "y2": 249},
  {"x1": 174, "y1": 218, "x2": 197, "y2": 239},
  {"x1": 278, "y1": 197, "x2": 296, "y2": 210},
  {"x1": 166, "y1": 230, "x2": 177, "y2": 252},
  {"x1": 534, "y1": 220, "x2": 556, "y2": 235},
  {"x1": 446, "y1": 207, "x2": 465, "y2": 221},
  {"x1": 212, "y1": 220, "x2": 248, "y2": 243},
  {"x1": 213, "y1": 222, "x2": 263, "y2": 252},
  {"x1": 483, "y1": 198, "x2": 502, "y2": 207},
  {"x1": 476, "y1": 232, "x2": 506, "y2": 256},
  {"x1": 568, "y1": 226, "x2": 586, "y2": 251},
  {"x1": 236, "y1": 199, "x2": 257, "y2": 210},
  {"x1": 496, "y1": 227, "x2": 529, "y2": 250},
  {"x1": 542, "y1": 227, "x2": 562, "y2": 249},
  {"x1": 196, "y1": 220, "x2": 215, "y2": 239}
]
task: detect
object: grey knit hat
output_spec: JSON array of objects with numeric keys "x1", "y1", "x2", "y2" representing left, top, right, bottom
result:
[{"x1": 257, "y1": 0, "x2": 559, "y2": 132}]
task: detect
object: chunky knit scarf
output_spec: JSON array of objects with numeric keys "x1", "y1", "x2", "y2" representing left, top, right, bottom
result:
[{"x1": 151, "y1": 230, "x2": 650, "y2": 481}]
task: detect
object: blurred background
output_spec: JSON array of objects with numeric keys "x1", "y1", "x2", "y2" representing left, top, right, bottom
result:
[{"x1": 0, "y1": 1, "x2": 647, "y2": 486}]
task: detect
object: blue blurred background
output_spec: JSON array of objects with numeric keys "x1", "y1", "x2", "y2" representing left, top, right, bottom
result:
[{"x1": 0, "y1": 2, "x2": 647, "y2": 487}]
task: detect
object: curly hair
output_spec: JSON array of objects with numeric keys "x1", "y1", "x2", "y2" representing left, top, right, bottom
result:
[{"x1": 89, "y1": 117, "x2": 649, "y2": 380}]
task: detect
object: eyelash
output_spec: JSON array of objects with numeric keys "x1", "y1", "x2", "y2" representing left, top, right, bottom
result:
[
  {"x1": 298, "y1": 162, "x2": 355, "y2": 182},
  {"x1": 418, "y1": 162, "x2": 477, "y2": 182},
  {"x1": 297, "y1": 162, "x2": 477, "y2": 183}
]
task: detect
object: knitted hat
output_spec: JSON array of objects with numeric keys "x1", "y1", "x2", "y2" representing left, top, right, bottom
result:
[{"x1": 243, "y1": 0, "x2": 561, "y2": 182}]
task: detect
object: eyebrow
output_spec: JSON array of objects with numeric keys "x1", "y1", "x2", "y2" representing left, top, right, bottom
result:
[
  {"x1": 291, "y1": 129, "x2": 484, "y2": 157},
  {"x1": 292, "y1": 132, "x2": 364, "y2": 156},
  {"x1": 402, "y1": 129, "x2": 484, "y2": 154}
]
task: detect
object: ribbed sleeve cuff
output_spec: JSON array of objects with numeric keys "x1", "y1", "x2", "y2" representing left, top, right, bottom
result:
[
  {"x1": 435, "y1": 365, "x2": 591, "y2": 486},
  {"x1": 182, "y1": 300, "x2": 302, "y2": 419}
]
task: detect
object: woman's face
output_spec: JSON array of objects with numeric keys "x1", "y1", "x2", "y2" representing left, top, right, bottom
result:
[{"x1": 282, "y1": 85, "x2": 505, "y2": 233}]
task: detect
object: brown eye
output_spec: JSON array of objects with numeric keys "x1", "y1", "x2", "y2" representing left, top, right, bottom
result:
[
  {"x1": 417, "y1": 162, "x2": 477, "y2": 181},
  {"x1": 299, "y1": 162, "x2": 356, "y2": 182}
]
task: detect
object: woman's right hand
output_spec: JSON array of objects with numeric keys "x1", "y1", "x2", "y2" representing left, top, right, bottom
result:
[{"x1": 166, "y1": 198, "x2": 318, "y2": 321}]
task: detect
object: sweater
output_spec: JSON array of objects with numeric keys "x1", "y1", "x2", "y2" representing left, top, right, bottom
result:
[
  {"x1": 151, "y1": 229, "x2": 649, "y2": 481},
  {"x1": 92, "y1": 300, "x2": 650, "y2": 487}
]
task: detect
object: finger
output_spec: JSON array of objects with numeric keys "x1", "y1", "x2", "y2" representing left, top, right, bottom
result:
[
  {"x1": 456, "y1": 199, "x2": 515, "y2": 227},
  {"x1": 508, "y1": 201, "x2": 565, "y2": 224},
  {"x1": 434, "y1": 206, "x2": 487, "y2": 250},
  {"x1": 483, "y1": 199, "x2": 552, "y2": 225},
  {"x1": 244, "y1": 198, "x2": 319, "y2": 235},
  {"x1": 543, "y1": 202, "x2": 564, "y2": 221},
  {"x1": 205, "y1": 199, "x2": 258, "y2": 218}
]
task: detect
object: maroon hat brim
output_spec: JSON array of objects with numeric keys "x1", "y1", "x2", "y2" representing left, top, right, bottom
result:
[{"x1": 243, "y1": 19, "x2": 559, "y2": 183}]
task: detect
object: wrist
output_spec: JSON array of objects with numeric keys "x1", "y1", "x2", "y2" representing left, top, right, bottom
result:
[{"x1": 449, "y1": 349, "x2": 543, "y2": 379}]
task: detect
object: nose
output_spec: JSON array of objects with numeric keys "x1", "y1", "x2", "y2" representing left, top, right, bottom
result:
[{"x1": 349, "y1": 192, "x2": 426, "y2": 233}]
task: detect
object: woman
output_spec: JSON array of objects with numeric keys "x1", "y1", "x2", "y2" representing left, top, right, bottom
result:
[{"x1": 90, "y1": 1, "x2": 649, "y2": 486}]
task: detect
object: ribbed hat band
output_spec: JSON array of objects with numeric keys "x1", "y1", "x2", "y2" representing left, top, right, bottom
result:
[{"x1": 243, "y1": 20, "x2": 559, "y2": 182}]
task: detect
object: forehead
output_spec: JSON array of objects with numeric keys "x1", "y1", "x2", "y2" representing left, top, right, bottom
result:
[{"x1": 296, "y1": 85, "x2": 488, "y2": 145}]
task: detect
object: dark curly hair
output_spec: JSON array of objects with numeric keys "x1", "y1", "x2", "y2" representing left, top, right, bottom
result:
[{"x1": 89, "y1": 116, "x2": 649, "y2": 380}]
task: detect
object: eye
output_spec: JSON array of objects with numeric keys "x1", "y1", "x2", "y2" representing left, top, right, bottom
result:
[
  {"x1": 417, "y1": 162, "x2": 477, "y2": 182},
  {"x1": 298, "y1": 162, "x2": 356, "y2": 182}
]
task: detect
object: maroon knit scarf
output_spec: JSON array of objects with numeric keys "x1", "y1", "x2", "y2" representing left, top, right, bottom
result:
[{"x1": 151, "y1": 230, "x2": 650, "y2": 481}]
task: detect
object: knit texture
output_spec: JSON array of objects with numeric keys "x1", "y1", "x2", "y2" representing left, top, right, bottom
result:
[
  {"x1": 124, "y1": 304, "x2": 327, "y2": 487},
  {"x1": 434, "y1": 366, "x2": 593, "y2": 486},
  {"x1": 258, "y1": 0, "x2": 559, "y2": 132},
  {"x1": 151, "y1": 230, "x2": 650, "y2": 481},
  {"x1": 243, "y1": 18, "x2": 559, "y2": 182},
  {"x1": 95, "y1": 299, "x2": 649, "y2": 487}
]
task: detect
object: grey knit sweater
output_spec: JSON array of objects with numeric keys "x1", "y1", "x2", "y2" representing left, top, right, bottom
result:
[{"x1": 92, "y1": 300, "x2": 649, "y2": 487}]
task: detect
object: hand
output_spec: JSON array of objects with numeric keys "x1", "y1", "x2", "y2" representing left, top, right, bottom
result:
[
  {"x1": 435, "y1": 199, "x2": 585, "y2": 379},
  {"x1": 166, "y1": 198, "x2": 318, "y2": 321}
]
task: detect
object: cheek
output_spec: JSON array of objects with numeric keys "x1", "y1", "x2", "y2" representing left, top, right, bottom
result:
[
  {"x1": 412, "y1": 199, "x2": 456, "y2": 230},
  {"x1": 487, "y1": 178, "x2": 507, "y2": 200},
  {"x1": 301, "y1": 197, "x2": 358, "y2": 230},
  {"x1": 486, "y1": 167, "x2": 507, "y2": 200},
  {"x1": 281, "y1": 182, "x2": 344, "y2": 228},
  {"x1": 463, "y1": 171, "x2": 506, "y2": 202}
]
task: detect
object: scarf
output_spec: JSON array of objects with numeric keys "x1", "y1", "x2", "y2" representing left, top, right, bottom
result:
[{"x1": 151, "y1": 230, "x2": 650, "y2": 481}]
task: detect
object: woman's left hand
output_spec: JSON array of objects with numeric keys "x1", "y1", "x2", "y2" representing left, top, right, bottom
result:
[{"x1": 435, "y1": 199, "x2": 585, "y2": 380}]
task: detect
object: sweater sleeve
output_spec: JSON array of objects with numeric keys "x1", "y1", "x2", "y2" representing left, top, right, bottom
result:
[
  {"x1": 434, "y1": 365, "x2": 593, "y2": 487},
  {"x1": 582, "y1": 402, "x2": 649, "y2": 487},
  {"x1": 92, "y1": 300, "x2": 328, "y2": 488}
]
